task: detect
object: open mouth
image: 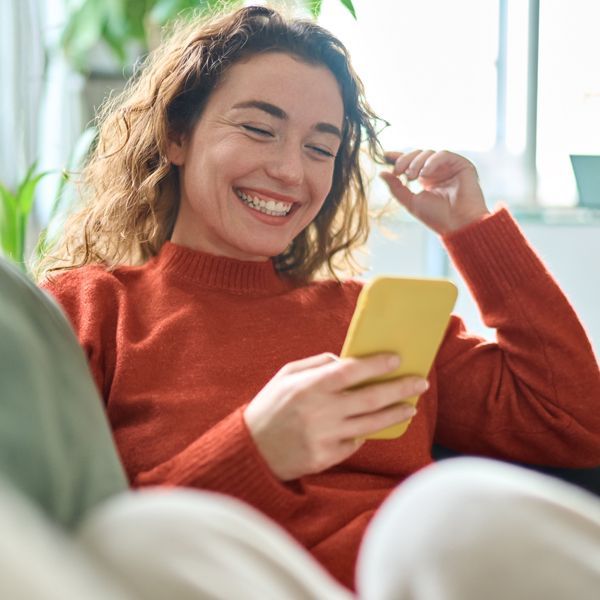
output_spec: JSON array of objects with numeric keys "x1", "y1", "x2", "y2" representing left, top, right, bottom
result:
[{"x1": 235, "y1": 188, "x2": 295, "y2": 217}]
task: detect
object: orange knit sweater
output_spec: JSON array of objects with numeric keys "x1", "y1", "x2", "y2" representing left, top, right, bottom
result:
[{"x1": 43, "y1": 208, "x2": 600, "y2": 589}]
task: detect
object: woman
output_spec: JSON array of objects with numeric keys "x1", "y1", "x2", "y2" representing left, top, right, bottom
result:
[{"x1": 39, "y1": 5, "x2": 600, "y2": 597}]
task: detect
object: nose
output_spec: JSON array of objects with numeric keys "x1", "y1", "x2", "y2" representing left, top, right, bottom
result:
[{"x1": 265, "y1": 143, "x2": 304, "y2": 187}]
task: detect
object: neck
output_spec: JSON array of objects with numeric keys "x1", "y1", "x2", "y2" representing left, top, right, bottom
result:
[{"x1": 154, "y1": 241, "x2": 293, "y2": 295}]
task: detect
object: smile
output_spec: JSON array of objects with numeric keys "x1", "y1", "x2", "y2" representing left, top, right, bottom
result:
[{"x1": 235, "y1": 189, "x2": 294, "y2": 217}]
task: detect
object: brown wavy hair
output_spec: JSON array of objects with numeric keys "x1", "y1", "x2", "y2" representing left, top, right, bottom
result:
[{"x1": 35, "y1": 5, "x2": 387, "y2": 283}]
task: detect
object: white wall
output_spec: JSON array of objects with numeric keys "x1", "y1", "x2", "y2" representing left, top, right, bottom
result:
[{"x1": 363, "y1": 213, "x2": 600, "y2": 357}]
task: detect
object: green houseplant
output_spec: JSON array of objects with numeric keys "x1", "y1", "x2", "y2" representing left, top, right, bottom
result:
[
  {"x1": 61, "y1": 0, "x2": 356, "y2": 72},
  {"x1": 0, "y1": 165, "x2": 52, "y2": 271},
  {"x1": 0, "y1": 128, "x2": 97, "y2": 273}
]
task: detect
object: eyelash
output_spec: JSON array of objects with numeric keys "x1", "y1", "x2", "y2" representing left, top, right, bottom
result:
[
  {"x1": 309, "y1": 146, "x2": 335, "y2": 158},
  {"x1": 242, "y1": 125, "x2": 336, "y2": 159},
  {"x1": 242, "y1": 124, "x2": 272, "y2": 136}
]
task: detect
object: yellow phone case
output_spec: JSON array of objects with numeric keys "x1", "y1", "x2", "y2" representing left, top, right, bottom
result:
[{"x1": 340, "y1": 276, "x2": 458, "y2": 440}]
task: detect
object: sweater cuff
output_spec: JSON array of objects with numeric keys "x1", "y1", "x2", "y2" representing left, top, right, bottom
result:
[
  {"x1": 442, "y1": 207, "x2": 549, "y2": 298},
  {"x1": 168, "y1": 407, "x2": 305, "y2": 518}
]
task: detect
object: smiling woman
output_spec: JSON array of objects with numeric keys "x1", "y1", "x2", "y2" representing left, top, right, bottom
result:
[
  {"x1": 166, "y1": 52, "x2": 344, "y2": 262},
  {"x1": 36, "y1": 4, "x2": 600, "y2": 599},
  {"x1": 35, "y1": 6, "x2": 383, "y2": 282}
]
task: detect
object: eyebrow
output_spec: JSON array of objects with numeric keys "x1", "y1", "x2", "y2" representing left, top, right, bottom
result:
[{"x1": 231, "y1": 100, "x2": 342, "y2": 139}]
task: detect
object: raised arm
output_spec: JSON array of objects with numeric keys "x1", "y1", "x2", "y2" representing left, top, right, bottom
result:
[
  {"x1": 381, "y1": 149, "x2": 600, "y2": 467},
  {"x1": 435, "y1": 210, "x2": 600, "y2": 467}
]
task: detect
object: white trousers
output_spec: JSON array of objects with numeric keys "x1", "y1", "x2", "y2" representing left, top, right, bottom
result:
[{"x1": 2, "y1": 458, "x2": 599, "y2": 600}]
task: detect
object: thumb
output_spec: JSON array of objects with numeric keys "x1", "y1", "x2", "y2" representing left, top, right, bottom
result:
[{"x1": 380, "y1": 171, "x2": 414, "y2": 211}]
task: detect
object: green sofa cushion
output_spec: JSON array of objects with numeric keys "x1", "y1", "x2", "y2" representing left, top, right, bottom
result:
[{"x1": 0, "y1": 258, "x2": 127, "y2": 529}]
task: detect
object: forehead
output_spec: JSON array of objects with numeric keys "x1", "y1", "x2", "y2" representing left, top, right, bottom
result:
[{"x1": 205, "y1": 52, "x2": 344, "y2": 127}]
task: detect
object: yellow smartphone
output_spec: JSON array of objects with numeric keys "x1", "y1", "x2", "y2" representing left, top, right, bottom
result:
[{"x1": 340, "y1": 276, "x2": 458, "y2": 440}]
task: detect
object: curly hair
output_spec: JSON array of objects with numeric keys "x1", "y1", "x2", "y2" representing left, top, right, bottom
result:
[{"x1": 35, "y1": 5, "x2": 387, "y2": 283}]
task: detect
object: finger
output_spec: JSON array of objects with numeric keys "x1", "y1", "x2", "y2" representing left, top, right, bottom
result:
[
  {"x1": 383, "y1": 150, "x2": 403, "y2": 165},
  {"x1": 406, "y1": 149, "x2": 436, "y2": 180},
  {"x1": 379, "y1": 171, "x2": 414, "y2": 211},
  {"x1": 391, "y1": 149, "x2": 422, "y2": 175},
  {"x1": 278, "y1": 352, "x2": 339, "y2": 376},
  {"x1": 419, "y1": 150, "x2": 473, "y2": 182},
  {"x1": 341, "y1": 376, "x2": 429, "y2": 418},
  {"x1": 315, "y1": 352, "x2": 401, "y2": 393},
  {"x1": 340, "y1": 401, "x2": 418, "y2": 440},
  {"x1": 337, "y1": 437, "x2": 366, "y2": 456}
]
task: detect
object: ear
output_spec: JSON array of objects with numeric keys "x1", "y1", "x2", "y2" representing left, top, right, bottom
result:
[{"x1": 166, "y1": 132, "x2": 187, "y2": 166}]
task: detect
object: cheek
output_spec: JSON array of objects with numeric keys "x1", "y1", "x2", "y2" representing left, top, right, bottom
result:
[
  {"x1": 312, "y1": 164, "x2": 336, "y2": 204},
  {"x1": 189, "y1": 134, "x2": 253, "y2": 173},
  {"x1": 301, "y1": 169, "x2": 335, "y2": 224}
]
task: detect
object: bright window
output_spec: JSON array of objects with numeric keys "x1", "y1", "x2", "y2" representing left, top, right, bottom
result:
[
  {"x1": 320, "y1": 0, "x2": 600, "y2": 209},
  {"x1": 320, "y1": 0, "x2": 499, "y2": 152},
  {"x1": 536, "y1": 0, "x2": 600, "y2": 206}
]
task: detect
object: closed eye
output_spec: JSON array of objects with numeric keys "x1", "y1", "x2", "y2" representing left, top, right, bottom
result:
[
  {"x1": 307, "y1": 145, "x2": 336, "y2": 158},
  {"x1": 242, "y1": 124, "x2": 273, "y2": 137}
]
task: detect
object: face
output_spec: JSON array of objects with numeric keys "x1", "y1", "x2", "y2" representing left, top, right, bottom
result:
[{"x1": 167, "y1": 52, "x2": 344, "y2": 261}]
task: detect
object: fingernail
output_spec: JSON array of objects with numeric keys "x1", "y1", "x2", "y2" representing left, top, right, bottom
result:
[
  {"x1": 407, "y1": 407, "x2": 417, "y2": 417},
  {"x1": 387, "y1": 354, "x2": 401, "y2": 369},
  {"x1": 416, "y1": 380, "x2": 429, "y2": 393}
]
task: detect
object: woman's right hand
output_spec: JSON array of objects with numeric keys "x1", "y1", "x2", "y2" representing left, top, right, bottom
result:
[{"x1": 243, "y1": 353, "x2": 429, "y2": 481}]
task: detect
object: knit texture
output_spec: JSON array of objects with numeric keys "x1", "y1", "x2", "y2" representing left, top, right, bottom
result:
[{"x1": 43, "y1": 208, "x2": 600, "y2": 589}]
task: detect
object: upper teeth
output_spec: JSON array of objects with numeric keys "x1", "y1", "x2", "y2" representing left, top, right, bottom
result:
[{"x1": 236, "y1": 190, "x2": 293, "y2": 216}]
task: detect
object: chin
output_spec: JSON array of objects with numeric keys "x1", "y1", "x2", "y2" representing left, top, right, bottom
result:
[{"x1": 235, "y1": 240, "x2": 290, "y2": 261}]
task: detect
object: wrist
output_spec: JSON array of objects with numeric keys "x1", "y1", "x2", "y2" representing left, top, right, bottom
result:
[{"x1": 446, "y1": 208, "x2": 491, "y2": 235}]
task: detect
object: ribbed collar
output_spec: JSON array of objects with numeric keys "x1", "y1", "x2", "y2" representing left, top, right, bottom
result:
[{"x1": 155, "y1": 241, "x2": 292, "y2": 294}]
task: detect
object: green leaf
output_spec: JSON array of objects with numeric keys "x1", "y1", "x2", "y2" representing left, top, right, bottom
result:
[
  {"x1": 1, "y1": 165, "x2": 52, "y2": 266},
  {"x1": 201, "y1": 0, "x2": 243, "y2": 16},
  {"x1": 339, "y1": 0, "x2": 357, "y2": 19},
  {"x1": 0, "y1": 182, "x2": 18, "y2": 261},
  {"x1": 214, "y1": 0, "x2": 242, "y2": 9},
  {"x1": 102, "y1": 22, "x2": 128, "y2": 65},
  {"x1": 60, "y1": 0, "x2": 107, "y2": 70},
  {"x1": 15, "y1": 162, "x2": 38, "y2": 197},
  {"x1": 302, "y1": 0, "x2": 356, "y2": 20},
  {"x1": 150, "y1": 0, "x2": 190, "y2": 25},
  {"x1": 0, "y1": 181, "x2": 18, "y2": 215},
  {"x1": 304, "y1": 0, "x2": 323, "y2": 19},
  {"x1": 124, "y1": 0, "x2": 149, "y2": 41},
  {"x1": 18, "y1": 170, "x2": 53, "y2": 216},
  {"x1": 104, "y1": 0, "x2": 126, "y2": 25},
  {"x1": 104, "y1": 0, "x2": 129, "y2": 41},
  {"x1": 149, "y1": 0, "x2": 215, "y2": 26}
]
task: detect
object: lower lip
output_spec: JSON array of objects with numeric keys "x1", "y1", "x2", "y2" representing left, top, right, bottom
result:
[{"x1": 235, "y1": 193, "x2": 295, "y2": 226}]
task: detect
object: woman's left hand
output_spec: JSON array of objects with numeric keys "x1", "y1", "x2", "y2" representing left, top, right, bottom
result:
[{"x1": 380, "y1": 149, "x2": 490, "y2": 235}]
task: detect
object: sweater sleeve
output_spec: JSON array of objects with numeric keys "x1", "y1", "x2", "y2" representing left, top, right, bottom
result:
[
  {"x1": 133, "y1": 405, "x2": 307, "y2": 521},
  {"x1": 433, "y1": 208, "x2": 600, "y2": 467},
  {"x1": 41, "y1": 268, "x2": 119, "y2": 401}
]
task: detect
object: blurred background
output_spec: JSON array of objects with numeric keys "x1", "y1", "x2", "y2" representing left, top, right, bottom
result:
[{"x1": 1, "y1": 0, "x2": 599, "y2": 350}]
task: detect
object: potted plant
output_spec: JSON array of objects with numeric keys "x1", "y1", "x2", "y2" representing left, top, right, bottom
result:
[{"x1": 60, "y1": 0, "x2": 356, "y2": 74}]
